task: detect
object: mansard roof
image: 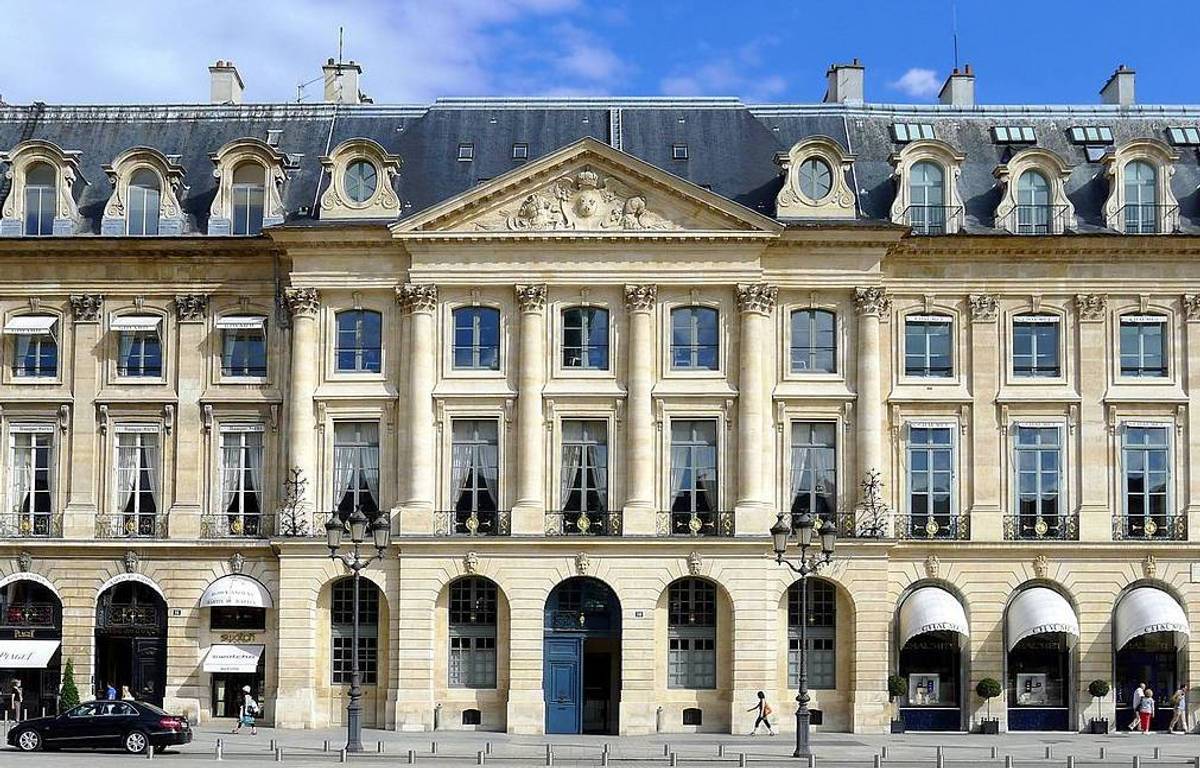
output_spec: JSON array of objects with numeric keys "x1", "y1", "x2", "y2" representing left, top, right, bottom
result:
[{"x1": 0, "y1": 98, "x2": 1198, "y2": 235}]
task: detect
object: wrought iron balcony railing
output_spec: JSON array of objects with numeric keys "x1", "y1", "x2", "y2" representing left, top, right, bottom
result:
[
  {"x1": 791, "y1": 510, "x2": 889, "y2": 539},
  {"x1": 200, "y1": 511, "x2": 271, "y2": 539},
  {"x1": 0, "y1": 602, "x2": 57, "y2": 628},
  {"x1": 1003, "y1": 514, "x2": 1079, "y2": 541},
  {"x1": 545, "y1": 509, "x2": 622, "y2": 536},
  {"x1": 95, "y1": 512, "x2": 168, "y2": 539},
  {"x1": 434, "y1": 509, "x2": 511, "y2": 537},
  {"x1": 1004, "y1": 204, "x2": 1072, "y2": 235},
  {"x1": 96, "y1": 603, "x2": 163, "y2": 631},
  {"x1": 656, "y1": 510, "x2": 735, "y2": 537},
  {"x1": 1116, "y1": 204, "x2": 1180, "y2": 235},
  {"x1": 899, "y1": 205, "x2": 964, "y2": 235},
  {"x1": 0, "y1": 510, "x2": 62, "y2": 538},
  {"x1": 1113, "y1": 514, "x2": 1186, "y2": 541},
  {"x1": 895, "y1": 513, "x2": 969, "y2": 540}
]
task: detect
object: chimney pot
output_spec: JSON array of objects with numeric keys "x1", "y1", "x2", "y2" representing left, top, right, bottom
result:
[
  {"x1": 823, "y1": 59, "x2": 865, "y2": 105},
  {"x1": 323, "y1": 59, "x2": 364, "y2": 104},
  {"x1": 939, "y1": 64, "x2": 975, "y2": 107},
  {"x1": 1100, "y1": 65, "x2": 1136, "y2": 107},
  {"x1": 209, "y1": 60, "x2": 244, "y2": 105}
]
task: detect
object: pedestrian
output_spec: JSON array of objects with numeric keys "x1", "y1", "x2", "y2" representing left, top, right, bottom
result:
[
  {"x1": 104, "y1": 681, "x2": 117, "y2": 701},
  {"x1": 232, "y1": 685, "x2": 259, "y2": 736},
  {"x1": 1169, "y1": 685, "x2": 1188, "y2": 734},
  {"x1": 1139, "y1": 688, "x2": 1156, "y2": 734},
  {"x1": 747, "y1": 690, "x2": 774, "y2": 736},
  {"x1": 1129, "y1": 681, "x2": 1146, "y2": 731}
]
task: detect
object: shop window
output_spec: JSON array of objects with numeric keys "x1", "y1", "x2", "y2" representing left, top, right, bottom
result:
[
  {"x1": 210, "y1": 606, "x2": 266, "y2": 631},
  {"x1": 448, "y1": 577, "x2": 497, "y2": 689},
  {"x1": 331, "y1": 577, "x2": 379, "y2": 685},
  {"x1": 667, "y1": 578, "x2": 716, "y2": 689},
  {"x1": 335, "y1": 310, "x2": 382, "y2": 373}
]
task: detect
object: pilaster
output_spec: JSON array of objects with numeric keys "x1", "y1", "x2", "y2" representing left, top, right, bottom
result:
[
  {"x1": 1183, "y1": 295, "x2": 1200, "y2": 540},
  {"x1": 64, "y1": 294, "x2": 103, "y2": 539},
  {"x1": 169, "y1": 293, "x2": 208, "y2": 539},
  {"x1": 512, "y1": 284, "x2": 547, "y2": 535},
  {"x1": 398, "y1": 284, "x2": 437, "y2": 535},
  {"x1": 853, "y1": 288, "x2": 889, "y2": 524},
  {"x1": 283, "y1": 288, "x2": 320, "y2": 535},
  {"x1": 967, "y1": 294, "x2": 1002, "y2": 540},
  {"x1": 622, "y1": 285, "x2": 657, "y2": 535},
  {"x1": 1076, "y1": 294, "x2": 1111, "y2": 541}
]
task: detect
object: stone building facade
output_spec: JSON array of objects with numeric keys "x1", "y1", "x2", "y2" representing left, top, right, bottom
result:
[{"x1": 1, "y1": 60, "x2": 1200, "y2": 735}]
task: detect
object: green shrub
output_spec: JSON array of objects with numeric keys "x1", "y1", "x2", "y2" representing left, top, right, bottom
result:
[
  {"x1": 976, "y1": 678, "x2": 1002, "y2": 719},
  {"x1": 1089, "y1": 679, "x2": 1110, "y2": 700},
  {"x1": 888, "y1": 674, "x2": 907, "y2": 700},
  {"x1": 59, "y1": 658, "x2": 80, "y2": 711}
]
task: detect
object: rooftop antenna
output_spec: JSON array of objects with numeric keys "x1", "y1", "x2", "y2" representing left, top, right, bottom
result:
[
  {"x1": 337, "y1": 26, "x2": 344, "y2": 64},
  {"x1": 951, "y1": 0, "x2": 960, "y2": 70}
]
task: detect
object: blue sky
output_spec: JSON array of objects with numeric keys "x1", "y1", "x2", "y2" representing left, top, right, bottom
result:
[{"x1": 3, "y1": 0, "x2": 1198, "y2": 105}]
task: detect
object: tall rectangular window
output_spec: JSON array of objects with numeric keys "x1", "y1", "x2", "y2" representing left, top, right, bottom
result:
[
  {"x1": 335, "y1": 310, "x2": 382, "y2": 373},
  {"x1": 667, "y1": 579, "x2": 716, "y2": 689},
  {"x1": 907, "y1": 426, "x2": 954, "y2": 533},
  {"x1": 790, "y1": 309, "x2": 836, "y2": 373},
  {"x1": 114, "y1": 316, "x2": 163, "y2": 378},
  {"x1": 558, "y1": 420, "x2": 608, "y2": 535},
  {"x1": 1012, "y1": 316, "x2": 1060, "y2": 378},
  {"x1": 670, "y1": 307, "x2": 719, "y2": 370},
  {"x1": 7, "y1": 316, "x2": 59, "y2": 378},
  {"x1": 331, "y1": 579, "x2": 378, "y2": 684},
  {"x1": 561, "y1": 307, "x2": 609, "y2": 370},
  {"x1": 8, "y1": 426, "x2": 54, "y2": 537},
  {"x1": 333, "y1": 422, "x2": 380, "y2": 517},
  {"x1": 1123, "y1": 425, "x2": 1170, "y2": 536},
  {"x1": 790, "y1": 422, "x2": 836, "y2": 523},
  {"x1": 1119, "y1": 316, "x2": 1167, "y2": 378},
  {"x1": 448, "y1": 420, "x2": 502, "y2": 535},
  {"x1": 219, "y1": 316, "x2": 267, "y2": 378},
  {"x1": 453, "y1": 308, "x2": 501, "y2": 370},
  {"x1": 670, "y1": 420, "x2": 718, "y2": 513},
  {"x1": 448, "y1": 578, "x2": 497, "y2": 688},
  {"x1": 788, "y1": 580, "x2": 836, "y2": 689},
  {"x1": 219, "y1": 427, "x2": 264, "y2": 536},
  {"x1": 1014, "y1": 426, "x2": 1061, "y2": 522},
  {"x1": 113, "y1": 428, "x2": 160, "y2": 537},
  {"x1": 904, "y1": 316, "x2": 953, "y2": 378}
]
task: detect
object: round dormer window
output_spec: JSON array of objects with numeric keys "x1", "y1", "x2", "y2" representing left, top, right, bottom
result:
[
  {"x1": 345, "y1": 160, "x2": 378, "y2": 203},
  {"x1": 798, "y1": 157, "x2": 833, "y2": 201}
]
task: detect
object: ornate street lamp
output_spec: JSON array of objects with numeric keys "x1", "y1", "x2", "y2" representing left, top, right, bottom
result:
[
  {"x1": 325, "y1": 507, "x2": 391, "y2": 753},
  {"x1": 771, "y1": 511, "x2": 836, "y2": 758}
]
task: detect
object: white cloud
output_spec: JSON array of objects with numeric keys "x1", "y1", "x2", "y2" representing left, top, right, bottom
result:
[
  {"x1": 657, "y1": 38, "x2": 787, "y2": 102},
  {"x1": 889, "y1": 67, "x2": 941, "y2": 99}
]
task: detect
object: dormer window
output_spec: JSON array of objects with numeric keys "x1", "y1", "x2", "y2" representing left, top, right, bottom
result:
[
  {"x1": 0, "y1": 140, "x2": 83, "y2": 238},
  {"x1": 344, "y1": 160, "x2": 378, "y2": 204},
  {"x1": 1102, "y1": 139, "x2": 1180, "y2": 235},
  {"x1": 126, "y1": 169, "x2": 161, "y2": 236},
  {"x1": 908, "y1": 161, "x2": 945, "y2": 235},
  {"x1": 23, "y1": 163, "x2": 56, "y2": 237},
  {"x1": 1122, "y1": 160, "x2": 1157, "y2": 235},
  {"x1": 458, "y1": 143, "x2": 474, "y2": 161},
  {"x1": 994, "y1": 147, "x2": 1076, "y2": 235},
  {"x1": 672, "y1": 143, "x2": 689, "y2": 161},
  {"x1": 318, "y1": 139, "x2": 402, "y2": 220},
  {"x1": 231, "y1": 163, "x2": 265, "y2": 235},
  {"x1": 512, "y1": 143, "x2": 529, "y2": 161},
  {"x1": 208, "y1": 138, "x2": 289, "y2": 236},
  {"x1": 890, "y1": 140, "x2": 965, "y2": 235},
  {"x1": 1016, "y1": 171, "x2": 1050, "y2": 234},
  {"x1": 775, "y1": 136, "x2": 857, "y2": 220},
  {"x1": 102, "y1": 147, "x2": 187, "y2": 237},
  {"x1": 798, "y1": 158, "x2": 833, "y2": 200}
]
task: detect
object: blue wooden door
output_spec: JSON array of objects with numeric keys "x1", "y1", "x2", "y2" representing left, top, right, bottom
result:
[{"x1": 544, "y1": 637, "x2": 582, "y2": 734}]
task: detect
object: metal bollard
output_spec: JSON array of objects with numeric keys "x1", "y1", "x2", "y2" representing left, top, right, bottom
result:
[
  {"x1": 147, "y1": 745, "x2": 154, "y2": 760},
  {"x1": 487, "y1": 741, "x2": 492, "y2": 755},
  {"x1": 1101, "y1": 748, "x2": 1107, "y2": 760},
  {"x1": 738, "y1": 753, "x2": 748, "y2": 768},
  {"x1": 340, "y1": 748, "x2": 348, "y2": 764},
  {"x1": 665, "y1": 744, "x2": 672, "y2": 756},
  {"x1": 602, "y1": 752, "x2": 610, "y2": 767},
  {"x1": 1192, "y1": 757, "x2": 1200, "y2": 768},
  {"x1": 215, "y1": 740, "x2": 223, "y2": 761},
  {"x1": 274, "y1": 747, "x2": 282, "y2": 762},
  {"x1": 432, "y1": 741, "x2": 438, "y2": 754},
  {"x1": 1005, "y1": 756, "x2": 1014, "y2": 768},
  {"x1": 379, "y1": 741, "x2": 385, "y2": 754},
  {"x1": 670, "y1": 753, "x2": 678, "y2": 767},
  {"x1": 991, "y1": 746, "x2": 998, "y2": 759},
  {"x1": 874, "y1": 755, "x2": 882, "y2": 768},
  {"x1": 719, "y1": 744, "x2": 725, "y2": 757},
  {"x1": 882, "y1": 746, "x2": 889, "y2": 760},
  {"x1": 1046, "y1": 747, "x2": 1053, "y2": 760},
  {"x1": 270, "y1": 738, "x2": 276, "y2": 751},
  {"x1": 1068, "y1": 756, "x2": 1076, "y2": 768},
  {"x1": 808, "y1": 754, "x2": 816, "y2": 768},
  {"x1": 546, "y1": 744, "x2": 554, "y2": 767},
  {"x1": 1154, "y1": 748, "x2": 1162, "y2": 760},
  {"x1": 1133, "y1": 757, "x2": 1141, "y2": 768},
  {"x1": 478, "y1": 750, "x2": 485, "y2": 765},
  {"x1": 324, "y1": 740, "x2": 330, "y2": 752},
  {"x1": 938, "y1": 751, "x2": 945, "y2": 768},
  {"x1": 408, "y1": 749, "x2": 416, "y2": 764}
]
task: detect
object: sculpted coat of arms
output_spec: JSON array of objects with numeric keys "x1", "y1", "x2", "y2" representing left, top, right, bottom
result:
[{"x1": 477, "y1": 167, "x2": 680, "y2": 232}]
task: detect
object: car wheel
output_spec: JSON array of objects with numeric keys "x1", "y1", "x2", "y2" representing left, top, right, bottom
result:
[
  {"x1": 14, "y1": 728, "x2": 42, "y2": 752},
  {"x1": 123, "y1": 730, "x2": 149, "y2": 754}
]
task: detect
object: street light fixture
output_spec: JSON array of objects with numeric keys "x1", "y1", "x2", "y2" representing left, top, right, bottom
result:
[
  {"x1": 325, "y1": 507, "x2": 391, "y2": 753},
  {"x1": 771, "y1": 511, "x2": 836, "y2": 758}
]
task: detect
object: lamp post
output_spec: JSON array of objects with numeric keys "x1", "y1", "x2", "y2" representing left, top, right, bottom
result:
[
  {"x1": 771, "y1": 511, "x2": 836, "y2": 759},
  {"x1": 325, "y1": 507, "x2": 391, "y2": 753}
]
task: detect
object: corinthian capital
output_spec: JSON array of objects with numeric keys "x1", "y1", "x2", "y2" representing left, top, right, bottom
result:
[
  {"x1": 175, "y1": 294, "x2": 209, "y2": 322},
  {"x1": 69, "y1": 294, "x2": 104, "y2": 323},
  {"x1": 515, "y1": 284, "x2": 547, "y2": 313},
  {"x1": 397, "y1": 283, "x2": 438, "y2": 314},
  {"x1": 967, "y1": 293, "x2": 998, "y2": 322},
  {"x1": 1074, "y1": 293, "x2": 1107, "y2": 322},
  {"x1": 735, "y1": 283, "x2": 777, "y2": 315},
  {"x1": 283, "y1": 287, "x2": 320, "y2": 318},
  {"x1": 854, "y1": 287, "x2": 891, "y2": 317},
  {"x1": 623, "y1": 284, "x2": 657, "y2": 313}
]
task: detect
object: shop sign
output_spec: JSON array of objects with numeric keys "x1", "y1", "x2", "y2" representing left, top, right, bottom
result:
[{"x1": 219, "y1": 632, "x2": 258, "y2": 643}]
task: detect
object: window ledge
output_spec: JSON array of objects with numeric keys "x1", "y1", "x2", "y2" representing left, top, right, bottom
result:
[
  {"x1": 543, "y1": 380, "x2": 626, "y2": 397},
  {"x1": 1103, "y1": 388, "x2": 1188, "y2": 404},
  {"x1": 995, "y1": 389, "x2": 1081, "y2": 404},
  {"x1": 773, "y1": 381, "x2": 856, "y2": 401},
  {"x1": 888, "y1": 384, "x2": 972, "y2": 403}
]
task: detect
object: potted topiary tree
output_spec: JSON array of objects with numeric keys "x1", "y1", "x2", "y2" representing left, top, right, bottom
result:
[
  {"x1": 59, "y1": 657, "x2": 80, "y2": 713},
  {"x1": 976, "y1": 678, "x2": 1003, "y2": 734},
  {"x1": 888, "y1": 674, "x2": 907, "y2": 733},
  {"x1": 1088, "y1": 680, "x2": 1111, "y2": 734}
]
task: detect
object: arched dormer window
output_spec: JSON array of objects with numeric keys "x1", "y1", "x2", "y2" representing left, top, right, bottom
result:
[
  {"x1": 889, "y1": 140, "x2": 965, "y2": 235},
  {"x1": 0, "y1": 140, "x2": 83, "y2": 237},
  {"x1": 775, "y1": 136, "x2": 856, "y2": 220},
  {"x1": 101, "y1": 147, "x2": 187, "y2": 236},
  {"x1": 319, "y1": 139, "x2": 402, "y2": 220},
  {"x1": 1102, "y1": 139, "x2": 1180, "y2": 235},
  {"x1": 993, "y1": 147, "x2": 1075, "y2": 235},
  {"x1": 208, "y1": 138, "x2": 291, "y2": 236}
]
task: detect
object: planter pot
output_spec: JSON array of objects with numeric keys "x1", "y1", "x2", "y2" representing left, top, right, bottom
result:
[
  {"x1": 1089, "y1": 718, "x2": 1109, "y2": 735},
  {"x1": 979, "y1": 718, "x2": 1000, "y2": 735},
  {"x1": 890, "y1": 719, "x2": 906, "y2": 734}
]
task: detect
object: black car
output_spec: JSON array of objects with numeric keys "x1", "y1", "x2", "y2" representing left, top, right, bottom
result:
[{"x1": 7, "y1": 699, "x2": 192, "y2": 754}]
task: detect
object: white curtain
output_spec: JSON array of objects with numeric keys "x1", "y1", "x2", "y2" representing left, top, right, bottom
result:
[
  {"x1": 809, "y1": 448, "x2": 835, "y2": 503},
  {"x1": 142, "y1": 437, "x2": 160, "y2": 511},
  {"x1": 333, "y1": 446, "x2": 356, "y2": 505},
  {"x1": 10, "y1": 437, "x2": 31, "y2": 515},
  {"x1": 790, "y1": 446, "x2": 809, "y2": 504},
  {"x1": 361, "y1": 443, "x2": 380, "y2": 508},
  {"x1": 246, "y1": 439, "x2": 263, "y2": 509},
  {"x1": 221, "y1": 444, "x2": 241, "y2": 512},
  {"x1": 116, "y1": 439, "x2": 139, "y2": 513},
  {"x1": 669, "y1": 446, "x2": 689, "y2": 506},
  {"x1": 450, "y1": 445, "x2": 473, "y2": 505},
  {"x1": 560, "y1": 445, "x2": 583, "y2": 510},
  {"x1": 479, "y1": 444, "x2": 499, "y2": 507},
  {"x1": 589, "y1": 445, "x2": 608, "y2": 511}
]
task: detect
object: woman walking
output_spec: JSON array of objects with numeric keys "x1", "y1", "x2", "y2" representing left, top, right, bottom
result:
[
  {"x1": 747, "y1": 691, "x2": 775, "y2": 736},
  {"x1": 1138, "y1": 688, "x2": 1156, "y2": 734},
  {"x1": 232, "y1": 685, "x2": 259, "y2": 736},
  {"x1": 1169, "y1": 685, "x2": 1189, "y2": 734}
]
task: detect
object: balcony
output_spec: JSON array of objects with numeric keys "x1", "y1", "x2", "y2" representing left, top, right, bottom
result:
[
  {"x1": 895, "y1": 513, "x2": 969, "y2": 540},
  {"x1": 95, "y1": 512, "x2": 168, "y2": 539},
  {"x1": 0, "y1": 602, "x2": 57, "y2": 629},
  {"x1": 1113, "y1": 514, "x2": 1186, "y2": 541},
  {"x1": 200, "y1": 511, "x2": 271, "y2": 539},
  {"x1": 434, "y1": 509, "x2": 510, "y2": 537},
  {"x1": 0, "y1": 511, "x2": 62, "y2": 538},
  {"x1": 1003, "y1": 514, "x2": 1079, "y2": 541},
  {"x1": 1116, "y1": 204, "x2": 1180, "y2": 235},
  {"x1": 545, "y1": 509, "x2": 622, "y2": 536},
  {"x1": 792, "y1": 510, "x2": 889, "y2": 539},
  {"x1": 899, "y1": 205, "x2": 963, "y2": 235},
  {"x1": 1004, "y1": 205, "x2": 1072, "y2": 235},
  {"x1": 656, "y1": 510, "x2": 735, "y2": 537}
]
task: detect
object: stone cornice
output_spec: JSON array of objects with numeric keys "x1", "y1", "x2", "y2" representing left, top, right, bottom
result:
[
  {"x1": 892, "y1": 235, "x2": 1200, "y2": 260},
  {"x1": 0, "y1": 237, "x2": 281, "y2": 259}
]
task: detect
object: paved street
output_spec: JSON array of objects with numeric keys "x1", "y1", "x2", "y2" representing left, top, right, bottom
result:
[{"x1": 3, "y1": 724, "x2": 1200, "y2": 767}]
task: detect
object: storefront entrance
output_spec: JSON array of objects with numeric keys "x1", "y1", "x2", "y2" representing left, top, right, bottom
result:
[
  {"x1": 94, "y1": 579, "x2": 167, "y2": 706},
  {"x1": 0, "y1": 577, "x2": 62, "y2": 718},
  {"x1": 1006, "y1": 586, "x2": 1079, "y2": 731},
  {"x1": 209, "y1": 651, "x2": 266, "y2": 718},
  {"x1": 896, "y1": 586, "x2": 969, "y2": 732},
  {"x1": 543, "y1": 577, "x2": 621, "y2": 735},
  {"x1": 1116, "y1": 632, "x2": 1180, "y2": 731}
]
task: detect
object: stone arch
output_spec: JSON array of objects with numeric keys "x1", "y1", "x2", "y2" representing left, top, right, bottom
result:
[
  {"x1": 315, "y1": 573, "x2": 391, "y2": 729},
  {"x1": 433, "y1": 574, "x2": 511, "y2": 731}
]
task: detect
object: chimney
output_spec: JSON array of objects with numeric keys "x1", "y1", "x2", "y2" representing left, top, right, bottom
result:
[
  {"x1": 1100, "y1": 64, "x2": 1135, "y2": 107},
  {"x1": 323, "y1": 58, "x2": 364, "y2": 104},
  {"x1": 823, "y1": 59, "x2": 864, "y2": 105},
  {"x1": 939, "y1": 64, "x2": 975, "y2": 107},
  {"x1": 208, "y1": 60, "x2": 244, "y2": 105}
]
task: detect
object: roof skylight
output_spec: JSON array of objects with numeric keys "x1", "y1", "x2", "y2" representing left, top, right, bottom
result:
[
  {"x1": 1068, "y1": 126, "x2": 1114, "y2": 144},
  {"x1": 892, "y1": 123, "x2": 935, "y2": 142},
  {"x1": 993, "y1": 126, "x2": 1036, "y2": 143},
  {"x1": 1167, "y1": 127, "x2": 1200, "y2": 146}
]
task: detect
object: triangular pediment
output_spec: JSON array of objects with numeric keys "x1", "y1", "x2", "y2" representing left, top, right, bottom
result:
[{"x1": 393, "y1": 137, "x2": 781, "y2": 235}]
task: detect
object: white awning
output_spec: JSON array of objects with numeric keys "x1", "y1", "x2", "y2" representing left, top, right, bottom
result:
[
  {"x1": 215, "y1": 315, "x2": 266, "y2": 330},
  {"x1": 110, "y1": 315, "x2": 161, "y2": 331},
  {"x1": 899, "y1": 586, "x2": 969, "y2": 647},
  {"x1": 200, "y1": 574, "x2": 273, "y2": 609},
  {"x1": 1115, "y1": 587, "x2": 1191, "y2": 650},
  {"x1": 202, "y1": 644, "x2": 264, "y2": 674},
  {"x1": 1007, "y1": 587, "x2": 1080, "y2": 650},
  {"x1": 2, "y1": 316, "x2": 57, "y2": 336},
  {"x1": 0, "y1": 640, "x2": 60, "y2": 669}
]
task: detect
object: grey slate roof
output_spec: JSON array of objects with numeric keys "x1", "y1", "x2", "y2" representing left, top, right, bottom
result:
[{"x1": 0, "y1": 98, "x2": 1198, "y2": 235}]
